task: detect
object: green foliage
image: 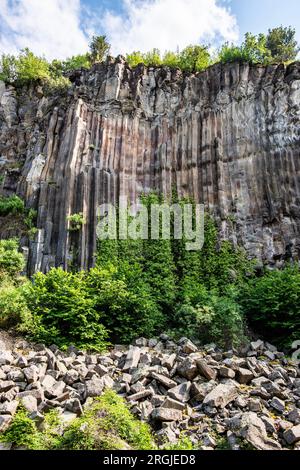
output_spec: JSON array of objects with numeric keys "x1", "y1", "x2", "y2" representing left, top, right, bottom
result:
[
  {"x1": 0, "y1": 238, "x2": 25, "y2": 277},
  {"x1": 266, "y1": 26, "x2": 299, "y2": 62},
  {"x1": 57, "y1": 390, "x2": 155, "y2": 450},
  {"x1": 0, "y1": 195, "x2": 25, "y2": 216},
  {"x1": 173, "y1": 288, "x2": 245, "y2": 348},
  {"x1": 67, "y1": 213, "x2": 85, "y2": 232},
  {"x1": 0, "y1": 277, "x2": 30, "y2": 328},
  {"x1": 164, "y1": 435, "x2": 197, "y2": 450},
  {"x1": 126, "y1": 45, "x2": 211, "y2": 72},
  {"x1": 219, "y1": 27, "x2": 299, "y2": 65},
  {"x1": 0, "y1": 54, "x2": 17, "y2": 83},
  {"x1": 15, "y1": 48, "x2": 50, "y2": 84},
  {"x1": 239, "y1": 266, "x2": 300, "y2": 346},
  {"x1": 0, "y1": 406, "x2": 42, "y2": 449},
  {"x1": 89, "y1": 35, "x2": 110, "y2": 64},
  {"x1": 24, "y1": 268, "x2": 108, "y2": 351}
]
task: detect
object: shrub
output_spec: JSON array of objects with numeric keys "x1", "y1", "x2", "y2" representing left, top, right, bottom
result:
[
  {"x1": 24, "y1": 268, "x2": 108, "y2": 351},
  {"x1": 0, "y1": 238, "x2": 25, "y2": 277},
  {"x1": 0, "y1": 195, "x2": 25, "y2": 216},
  {"x1": 57, "y1": 390, "x2": 155, "y2": 450},
  {"x1": 0, "y1": 406, "x2": 42, "y2": 449},
  {"x1": 89, "y1": 36, "x2": 110, "y2": 64},
  {"x1": 67, "y1": 213, "x2": 85, "y2": 231},
  {"x1": 15, "y1": 48, "x2": 51, "y2": 84},
  {"x1": 173, "y1": 288, "x2": 245, "y2": 348},
  {"x1": 0, "y1": 277, "x2": 30, "y2": 328},
  {"x1": 239, "y1": 266, "x2": 300, "y2": 347}
]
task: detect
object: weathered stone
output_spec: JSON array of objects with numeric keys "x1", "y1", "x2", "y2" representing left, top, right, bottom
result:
[
  {"x1": 197, "y1": 360, "x2": 217, "y2": 381},
  {"x1": 161, "y1": 354, "x2": 176, "y2": 371},
  {"x1": 161, "y1": 397, "x2": 186, "y2": 411},
  {"x1": 168, "y1": 382, "x2": 191, "y2": 403},
  {"x1": 236, "y1": 368, "x2": 254, "y2": 385},
  {"x1": 123, "y1": 347, "x2": 141, "y2": 371},
  {"x1": 180, "y1": 339, "x2": 198, "y2": 354},
  {"x1": 0, "y1": 380, "x2": 15, "y2": 392},
  {"x1": 239, "y1": 412, "x2": 281, "y2": 450},
  {"x1": 0, "y1": 400, "x2": 18, "y2": 416},
  {"x1": 0, "y1": 415, "x2": 12, "y2": 432},
  {"x1": 219, "y1": 367, "x2": 235, "y2": 379},
  {"x1": 287, "y1": 408, "x2": 300, "y2": 425},
  {"x1": 23, "y1": 365, "x2": 39, "y2": 384},
  {"x1": 85, "y1": 377, "x2": 104, "y2": 397},
  {"x1": 21, "y1": 396, "x2": 38, "y2": 413},
  {"x1": 250, "y1": 340, "x2": 264, "y2": 352},
  {"x1": 203, "y1": 383, "x2": 238, "y2": 409},
  {"x1": 152, "y1": 407, "x2": 183, "y2": 422},
  {"x1": 150, "y1": 372, "x2": 177, "y2": 389},
  {"x1": 177, "y1": 358, "x2": 198, "y2": 381},
  {"x1": 65, "y1": 398, "x2": 83, "y2": 416},
  {"x1": 283, "y1": 424, "x2": 300, "y2": 445},
  {"x1": 127, "y1": 390, "x2": 153, "y2": 402},
  {"x1": 0, "y1": 352, "x2": 13, "y2": 366},
  {"x1": 270, "y1": 397, "x2": 285, "y2": 414}
]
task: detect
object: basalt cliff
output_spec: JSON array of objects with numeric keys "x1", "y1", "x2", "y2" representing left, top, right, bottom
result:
[{"x1": 0, "y1": 57, "x2": 300, "y2": 273}]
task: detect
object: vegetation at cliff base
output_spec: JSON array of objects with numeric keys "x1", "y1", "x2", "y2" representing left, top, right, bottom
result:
[
  {"x1": 0, "y1": 27, "x2": 298, "y2": 87},
  {"x1": 0, "y1": 194, "x2": 299, "y2": 351}
]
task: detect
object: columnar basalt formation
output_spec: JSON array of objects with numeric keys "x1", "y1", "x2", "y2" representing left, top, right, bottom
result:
[{"x1": 0, "y1": 57, "x2": 300, "y2": 273}]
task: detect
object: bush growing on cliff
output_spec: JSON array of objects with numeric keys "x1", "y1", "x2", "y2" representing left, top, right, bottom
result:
[{"x1": 0, "y1": 195, "x2": 25, "y2": 216}]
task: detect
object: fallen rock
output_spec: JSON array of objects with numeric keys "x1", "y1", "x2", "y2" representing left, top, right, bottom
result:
[
  {"x1": 283, "y1": 424, "x2": 300, "y2": 445},
  {"x1": 239, "y1": 412, "x2": 281, "y2": 450},
  {"x1": 123, "y1": 347, "x2": 141, "y2": 371},
  {"x1": 197, "y1": 360, "x2": 217, "y2": 381},
  {"x1": 152, "y1": 407, "x2": 183, "y2": 422},
  {"x1": 203, "y1": 383, "x2": 238, "y2": 409}
]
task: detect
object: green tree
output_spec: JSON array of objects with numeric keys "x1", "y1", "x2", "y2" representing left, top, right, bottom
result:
[
  {"x1": 0, "y1": 239, "x2": 25, "y2": 278},
  {"x1": 266, "y1": 26, "x2": 299, "y2": 62},
  {"x1": 16, "y1": 48, "x2": 50, "y2": 84},
  {"x1": 178, "y1": 45, "x2": 211, "y2": 72},
  {"x1": 126, "y1": 51, "x2": 145, "y2": 68},
  {"x1": 0, "y1": 54, "x2": 17, "y2": 83},
  {"x1": 89, "y1": 36, "x2": 111, "y2": 64}
]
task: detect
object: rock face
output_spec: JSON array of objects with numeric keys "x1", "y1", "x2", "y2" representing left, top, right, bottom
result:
[{"x1": 1, "y1": 58, "x2": 300, "y2": 273}]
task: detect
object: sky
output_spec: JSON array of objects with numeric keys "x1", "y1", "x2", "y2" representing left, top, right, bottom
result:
[{"x1": 0, "y1": 0, "x2": 300, "y2": 60}]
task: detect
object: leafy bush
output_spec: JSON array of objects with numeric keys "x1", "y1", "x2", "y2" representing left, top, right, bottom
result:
[
  {"x1": 0, "y1": 406, "x2": 42, "y2": 449},
  {"x1": 15, "y1": 48, "x2": 50, "y2": 84},
  {"x1": 0, "y1": 195, "x2": 25, "y2": 216},
  {"x1": 57, "y1": 390, "x2": 155, "y2": 450},
  {"x1": 239, "y1": 267, "x2": 300, "y2": 346},
  {"x1": 67, "y1": 213, "x2": 85, "y2": 232},
  {"x1": 0, "y1": 277, "x2": 30, "y2": 328},
  {"x1": 0, "y1": 238, "x2": 25, "y2": 277},
  {"x1": 24, "y1": 268, "x2": 108, "y2": 351},
  {"x1": 173, "y1": 288, "x2": 245, "y2": 348}
]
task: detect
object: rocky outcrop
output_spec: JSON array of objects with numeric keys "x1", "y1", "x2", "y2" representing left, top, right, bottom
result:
[
  {"x1": 0, "y1": 58, "x2": 300, "y2": 273},
  {"x1": 0, "y1": 333, "x2": 299, "y2": 450}
]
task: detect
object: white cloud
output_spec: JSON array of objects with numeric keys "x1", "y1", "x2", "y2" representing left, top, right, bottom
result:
[
  {"x1": 0, "y1": 0, "x2": 89, "y2": 60},
  {"x1": 0, "y1": 0, "x2": 239, "y2": 60},
  {"x1": 102, "y1": 0, "x2": 239, "y2": 55}
]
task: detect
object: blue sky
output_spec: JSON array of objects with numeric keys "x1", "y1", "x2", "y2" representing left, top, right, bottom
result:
[{"x1": 0, "y1": 0, "x2": 300, "y2": 59}]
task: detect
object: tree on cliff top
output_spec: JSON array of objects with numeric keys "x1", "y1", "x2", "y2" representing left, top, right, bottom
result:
[
  {"x1": 89, "y1": 35, "x2": 111, "y2": 64},
  {"x1": 266, "y1": 26, "x2": 299, "y2": 62}
]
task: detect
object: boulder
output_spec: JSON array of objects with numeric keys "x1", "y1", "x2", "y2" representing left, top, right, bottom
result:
[
  {"x1": 203, "y1": 383, "x2": 238, "y2": 409},
  {"x1": 239, "y1": 412, "x2": 281, "y2": 450}
]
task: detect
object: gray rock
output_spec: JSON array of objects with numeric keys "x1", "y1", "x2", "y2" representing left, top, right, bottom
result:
[
  {"x1": 0, "y1": 352, "x2": 14, "y2": 366},
  {"x1": 0, "y1": 415, "x2": 12, "y2": 432},
  {"x1": 180, "y1": 339, "x2": 198, "y2": 354},
  {"x1": 168, "y1": 382, "x2": 191, "y2": 403},
  {"x1": 23, "y1": 365, "x2": 39, "y2": 384},
  {"x1": 177, "y1": 358, "x2": 198, "y2": 381},
  {"x1": 219, "y1": 366, "x2": 235, "y2": 379},
  {"x1": 0, "y1": 442, "x2": 13, "y2": 450},
  {"x1": 0, "y1": 400, "x2": 18, "y2": 416},
  {"x1": 239, "y1": 412, "x2": 281, "y2": 450},
  {"x1": 203, "y1": 383, "x2": 238, "y2": 409},
  {"x1": 65, "y1": 398, "x2": 83, "y2": 416},
  {"x1": 0, "y1": 380, "x2": 15, "y2": 392},
  {"x1": 236, "y1": 368, "x2": 254, "y2": 385},
  {"x1": 161, "y1": 354, "x2": 176, "y2": 370},
  {"x1": 127, "y1": 390, "x2": 153, "y2": 402},
  {"x1": 287, "y1": 408, "x2": 300, "y2": 425},
  {"x1": 270, "y1": 397, "x2": 285, "y2": 414},
  {"x1": 250, "y1": 340, "x2": 264, "y2": 352},
  {"x1": 283, "y1": 424, "x2": 300, "y2": 445},
  {"x1": 150, "y1": 372, "x2": 177, "y2": 389},
  {"x1": 152, "y1": 407, "x2": 183, "y2": 422},
  {"x1": 161, "y1": 397, "x2": 186, "y2": 411},
  {"x1": 21, "y1": 395, "x2": 38, "y2": 413},
  {"x1": 197, "y1": 359, "x2": 217, "y2": 381},
  {"x1": 85, "y1": 377, "x2": 104, "y2": 397},
  {"x1": 123, "y1": 347, "x2": 141, "y2": 371}
]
